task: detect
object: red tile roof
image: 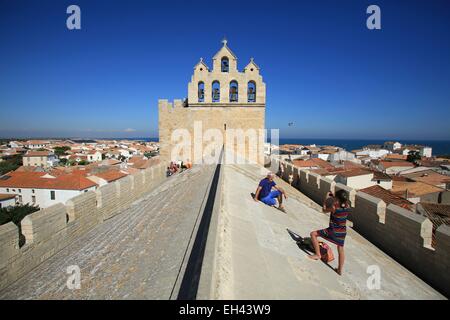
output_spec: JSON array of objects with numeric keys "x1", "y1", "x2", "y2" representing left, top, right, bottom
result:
[
  {"x1": 337, "y1": 169, "x2": 373, "y2": 178},
  {"x1": 379, "y1": 161, "x2": 415, "y2": 169},
  {"x1": 360, "y1": 185, "x2": 414, "y2": 211},
  {"x1": 24, "y1": 151, "x2": 53, "y2": 157},
  {"x1": 0, "y1": 171, "x2": 97, "y2": 190},
  {"x1": 418, "y1": 202, "x2": 450, "y2": 247},
  {"x1": 402, "y1": 170, "x2": 450, "y2": 187},
  {"x1": 384, "y1": 154, "x2": 408, "y2": 161},
  {"x1": 392, "y1": 180, "x2": 443, "y2": 197},
  {"x1": 91, "y1": 170, "x2": 128, "y2": 182},
  {"x1": 292, "y1": 158, "x2": 334, "y2": 169}
]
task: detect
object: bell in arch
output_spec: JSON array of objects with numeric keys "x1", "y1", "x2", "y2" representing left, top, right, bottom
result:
[{"x1": 221, "y1": 57, "x2": 229, "y2": 72}]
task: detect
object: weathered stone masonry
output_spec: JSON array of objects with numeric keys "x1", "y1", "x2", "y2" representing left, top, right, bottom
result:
[
  {"x1": 0, "y1": 164, "x2": 166, "y2": 291},
  {"x1": 159, "y1": 41, "x2": 266, "y2": 166},
  {"x1": 271, "y1": 157, "x2": 450, "y2": 297}
]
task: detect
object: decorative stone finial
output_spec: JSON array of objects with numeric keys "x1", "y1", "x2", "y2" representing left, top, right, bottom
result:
[
  {"x1": 250, "y1": 57, "x2": 254, "y2": 62},
  {"x1": 200, "y1": 57, "x2": 203, "y2": 62},
  {"x1": 222, "y1": 37, "x2": 227, "y2": 46}
]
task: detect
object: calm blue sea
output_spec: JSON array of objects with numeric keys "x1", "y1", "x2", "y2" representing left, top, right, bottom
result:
[
  {"x1": 276, "y1": 139, "x2": 450, "y2": 157},
  {"x1": 111, "y1": 137, "x2": 450, "y2": 157}
]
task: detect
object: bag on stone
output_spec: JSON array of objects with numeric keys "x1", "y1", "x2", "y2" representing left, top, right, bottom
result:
[{"x1": 319, "y1": 241, "x2": 335, "y2": 263}]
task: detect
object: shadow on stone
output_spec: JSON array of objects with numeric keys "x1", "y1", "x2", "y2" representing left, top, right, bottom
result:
[{"x1": 286, "y1": 228, "x2": 337, "y2": 274}]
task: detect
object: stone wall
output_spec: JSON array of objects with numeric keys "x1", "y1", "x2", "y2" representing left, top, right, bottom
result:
[
  {"x1": 272, "y1": 157, "x2": 450, "y2": 297},
  {"x1": 158, "y1": 99, "x2": 265, "y2": 166},
  {"x1": 0, "y1": 163, "x2": 166, "y2": 291}
]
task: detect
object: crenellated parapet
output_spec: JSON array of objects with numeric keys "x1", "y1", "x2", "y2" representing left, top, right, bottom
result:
[
  {"x1": 272, "y1": 156, "x2": 450, "y2": 297},
  {"x1": 0, "y1": 163, "x2": 167, "y2": 291}
]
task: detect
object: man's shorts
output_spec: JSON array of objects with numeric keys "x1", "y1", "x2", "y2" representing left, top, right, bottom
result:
[{"x1": 260, "y1": 190, "x2": 281, "y2": 206}]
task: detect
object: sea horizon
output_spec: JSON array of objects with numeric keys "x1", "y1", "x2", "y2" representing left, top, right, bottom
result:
[{"x1": 2, "y1": 137, "x2": 450, "y2": 156}]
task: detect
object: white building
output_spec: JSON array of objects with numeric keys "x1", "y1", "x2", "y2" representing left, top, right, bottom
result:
[
  {"x1": 355, "y1": 148, "x2": 390, "y2": 159},
  {"x1": 371, "y1": 160, "x2": 415, "y2": 174},
  {"x1": 86, "y1": 151, "x2": 103, "y2": 162},
  {"x1": 335, "y1": 170, "x2": 376, "y2": 190},
  {"x1": 8, "y1": 141, "x2": 24, "y2": 148},
  {"x1": 329, "y1": 150, "x2": 356, "y2": 162},
  {"x1": 383, "y1": 141, "x2": 402, "y2": 151},
  {"x1": 24, "y1": 140, "x2": 50, "y2": 149},
  {"x1": 419, "y1": 146, "x2": 432, "y2": 158},
  {"x1": 0, "y1": 171, "x2": 97, "y2": 208},
  {"x1": 0, "y1": 194, "x2": 16, "y2": 209},
  {"x1": 312, "y1": 153, "x2": 331, "y2": 161}
]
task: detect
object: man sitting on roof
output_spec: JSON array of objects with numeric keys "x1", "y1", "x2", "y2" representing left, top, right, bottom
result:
[{"x1": 253, "y1": 172, "x2": 287, "y2": 212}]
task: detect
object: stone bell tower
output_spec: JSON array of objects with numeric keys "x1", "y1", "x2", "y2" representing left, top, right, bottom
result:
[{"x1": 159, "y1": 40, "x2": 266, "y2": 165}]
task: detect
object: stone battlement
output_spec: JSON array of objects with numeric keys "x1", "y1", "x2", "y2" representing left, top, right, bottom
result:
[
  {"x1": 270, "y1": 157, "x2": 450, "y2": 297},
  {"x1": 0, "y1": 164, "x2": 166, "y2": 291}
]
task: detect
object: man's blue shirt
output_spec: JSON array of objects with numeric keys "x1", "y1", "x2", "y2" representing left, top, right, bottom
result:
[{"x1": 258, "y1": 178, "x2": 276, "y2": 199}]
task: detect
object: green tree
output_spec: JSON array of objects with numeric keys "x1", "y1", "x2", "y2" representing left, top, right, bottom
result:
[
  {"x1": 54, "y1": 146, "x2": 71, "y2": 156},
  {"x1": 78, "y1": 160, "x2": 88, "y2": 165},
  {"x1": 407, "y1": 150, "x2": 421, "y2": 163},
  {"x1": 0, "y1": 154, "x2": 23, "y2": 175}
]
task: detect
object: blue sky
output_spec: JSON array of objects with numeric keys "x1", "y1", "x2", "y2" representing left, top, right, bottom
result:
[{"x1": 0, "y1": 0, "x2": 449, "y2": 140}]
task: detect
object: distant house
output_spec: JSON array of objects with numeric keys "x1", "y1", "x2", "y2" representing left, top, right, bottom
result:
[
  {"x1": 372, "y1": 171, "x2": 393, "y2": 190},
  {"x1": 22, "y1": 151, "x2": 58, "y2": 168},
  {"x1": 371, "y1": 160, "x2": 415, "y2": 174},
  {"x1": 355, "y1": 146, "x2": 390, "y2": 159},
  {"x1": 329, "y1": 150, "x2": 356, "y2": 162},
  {"x1": 24, "y1": 140, "x2": 50, "y2": 149},
  {"x1": 69, "y1": 154, "x2": 88, "y2": 163},
  {"x1": 9, "y1": 141, "x2": 24, "y2": 148},
  {"x1": 392, "y1": 180, "x2": 444, "y2": 204},
  {"x1": 419, "y1": 146, "x2": 432, "y2": 158},
  {"x1": 383, "y1": 141, "x2": 402, "y2": 151},
  {"x1": 335, "y1": 169, "x2": 375, "y2": 190},
  {"x1": 401, "y1": 169, "x2": 450, "y2": 189},
  {"x1": 86, "y1": 151, "x2": 103, "y2": 162}
]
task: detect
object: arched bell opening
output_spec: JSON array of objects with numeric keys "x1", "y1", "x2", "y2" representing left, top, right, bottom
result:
[
  {"x1": 198, "y1": 81, "x2": 205, "y2": 102},
  {"x1": 221, "y1": 57, "x2": 229, "y2": 72},
  {"x1": 247, "y1": 81, "x2": 256, "y2": 102},
  {"x1": 212, "y1": 81, "x2": 220, "y2": 102},
  {"x1": 229, "y1": 81, "x2": 238, "y2": 102}
]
